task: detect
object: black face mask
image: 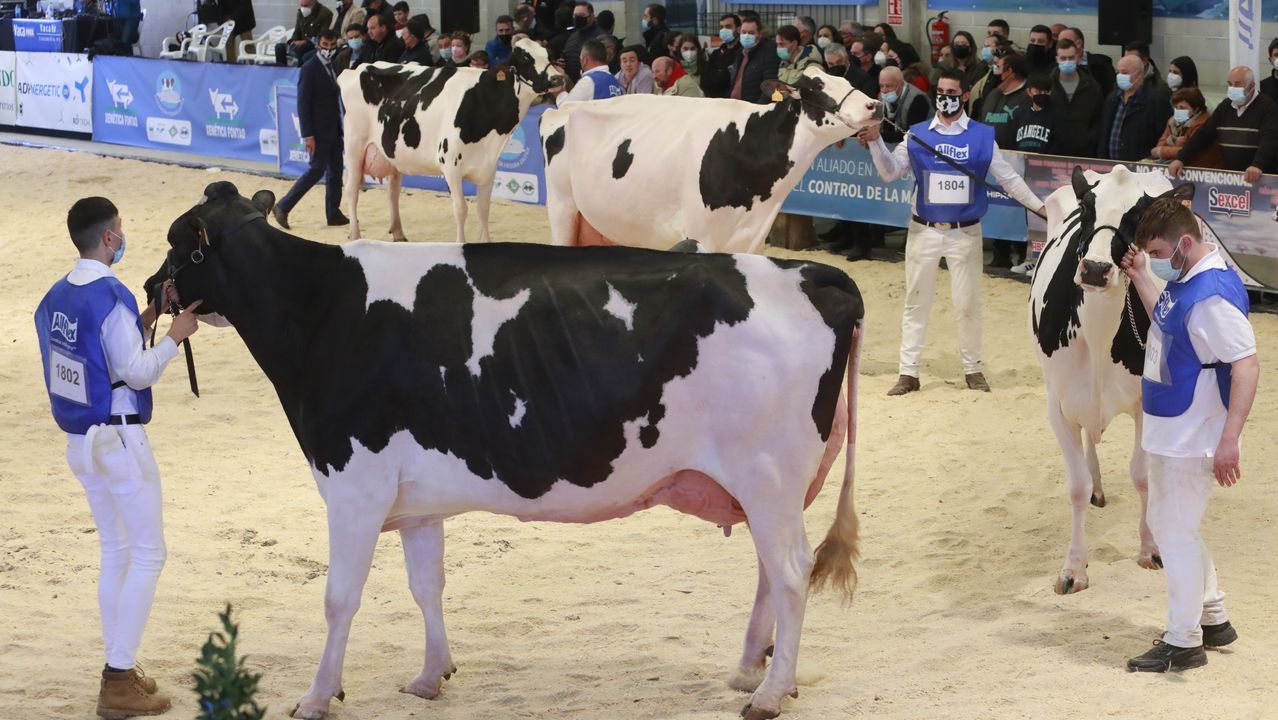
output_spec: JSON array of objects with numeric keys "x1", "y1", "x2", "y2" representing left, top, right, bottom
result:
[
  {"x1": 1032, "y1": 93, "x2": 1051, "y2": 110},
  {"x1": 951, "y1": 44, "x2": 971, "y2": 60},
  {"x1": 1026, "y1": 44, "x2": 1052, "y2": 65},
  {"x1": 884, "y1": 58, "x2": 899, "y2": 68},
  {"x1": 499, "y1": 34, "x2": 511, "y2": 45},
  {"x1": 572, "y1": 15, "x2": 588, "y2": 29}
]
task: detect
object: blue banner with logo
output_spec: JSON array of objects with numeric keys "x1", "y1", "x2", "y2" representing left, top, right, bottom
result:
[
  {"x1": 13, "y1": 19, "x2": 63, "y2": 52},
  {"x1": 92, "y1": 56, "x2": 296, "y2": 162},
  {"x1": 926, "y1": 1, "x2": 1277, "y2": 20},
  {"x1": 274, "y1": 83, "x2": 309, "y2": 175},
  {"x1": 781, "y1": 141, "x2": 1028, "y2": 242}
]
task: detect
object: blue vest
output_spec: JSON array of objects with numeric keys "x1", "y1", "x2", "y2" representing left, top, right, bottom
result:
[
  {"x1": 907, "y1": 119, "x2": 995, "y2": 224},
  {"x1": 590, "y1": 71, "x2": 624, "y2": 100},
  {"x1": 35, "y1": 275, "x2": 153, "y2": 434},
  {"x1": 1142, "y1": 266, "x2": 1249, "y2": 418}
]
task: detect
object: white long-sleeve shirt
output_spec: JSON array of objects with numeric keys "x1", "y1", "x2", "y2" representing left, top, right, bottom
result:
[
  {"x1": 555, "y1": 65, "x2": 613, "y2": 107},
  {"x1": 66, "y1": 259, "x2": 178, "y2": 414},
  {"x1": 868, "y1": 112, "x2": 1046, "y2": 215}
]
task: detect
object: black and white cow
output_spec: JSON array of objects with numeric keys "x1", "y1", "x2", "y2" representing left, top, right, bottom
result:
[
  {"x1": 539, "y1": 66, "x2": 882, "y2": 252},
  {"x1": 1030, "y1": 165, "x2": 1191, "y2": 594},
  {"x1": 155, "y1": 182, "x2": 866, "y2": 720},
  {"x1": 339, "y1": 39, "x2": 559, "y2": 243}
]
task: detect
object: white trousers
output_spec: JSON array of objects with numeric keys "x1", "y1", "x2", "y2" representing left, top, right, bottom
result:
[
  {"x1": 1146, "y1": 453, "x2": 1227, "y2": 648},
  {"x1": 65, "y1": 424, "x2": 167, "y2": 670},
  {"x1": 900, "y1": 221, "x2": 984, "y2": 377}
]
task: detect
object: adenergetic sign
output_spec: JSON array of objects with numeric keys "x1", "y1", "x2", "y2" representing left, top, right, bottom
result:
[
  {"x1": 92, "y1": 57, "x2": 296, "y2": 162},
  {"x1": 14, "y1": 52, "x2": 92, "y2": 132}
]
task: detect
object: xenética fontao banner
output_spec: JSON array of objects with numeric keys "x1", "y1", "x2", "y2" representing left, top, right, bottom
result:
[
  {"x1": 14, "y1": 51, "x2": 92, "y2": 132},
  {"x1": 93, "y1": 57, "x2": 296, "y2": 162},
  {"x1": 781, "y1": 140, "x2": 1029, "y2": 242}
]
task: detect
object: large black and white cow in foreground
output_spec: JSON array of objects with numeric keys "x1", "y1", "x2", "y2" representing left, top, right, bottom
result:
[
  {"x1": 1030, "y1": 164, "x2": 1191, "y2": 594},
  {"x1": 539, "y1": 66, "x2": 882, "y2": 253},
  {"x1": 339, "y1": 39, "x2": 559, "y2": 243},
  {"x1": 155, "y1": 182, "x2": 866, "y2": 720}
]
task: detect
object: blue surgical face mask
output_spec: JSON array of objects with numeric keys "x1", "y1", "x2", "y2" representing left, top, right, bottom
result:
[
  {"x1": 441, "y1": 48, "x2": 451, "y2": 60},
  {"x1": 719, "y1": 28, "x2": 735, "y2": 44},
  {"x1": 1057, "y1": 60, "x2": 1076, "y2": 74},
  {"x1": 881, "y1": 90, "x2": 898, "y2": 104},
  {"x1": 1116, "y1": 73, "x2": 1133, "y2": 91},
  {"x1": 739, "y1": 33, "x2": 757, "y2": 49},
  {"x1": 641, "y1": 19, "x2": 650, "y2": 30},
  {"x1": 776, "y1": 46, "x2": 790, "y2": 61},
  {"x1": 1149, "y1": 240, "x2": 1187, "y2": 282},
  {"x1": 980, "y1": 46, "x2": 993, "y2": 63},
  {"x1": 1173, "y1": 107, "x2": 1191, "y2": 123},
  {"x1": 347, "y1": 38, "x2": 363, "y2": 51},
  {"x1": 107, "y1": 230, "x2": 126, "y2": 265},
  {"x1": 1227, "y1": 85, "x2": 1248, "y2": 104}
]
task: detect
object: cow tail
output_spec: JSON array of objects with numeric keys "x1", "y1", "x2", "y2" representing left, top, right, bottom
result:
[{"x1": 809, "y1": 320, "x2": 862, "y2": 604}]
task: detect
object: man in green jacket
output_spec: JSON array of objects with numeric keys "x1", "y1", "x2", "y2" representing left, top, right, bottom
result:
[{"x1": 286, "y1": 0, "x2": 335, "y2": 65}]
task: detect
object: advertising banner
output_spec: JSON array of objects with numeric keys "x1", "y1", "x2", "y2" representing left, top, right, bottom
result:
[
  {"x1": 14, "y1": 51, "x2": 92, "y2": 132},
  {"x1": 1229, "y1": 0, "x2": 1262, "y2": 81},
  {"x1": 781, "y1": 140, "x2": 1029, "y2": 242},
  {"x1": 0, "y1": 51, "x2": 15, "y2": 125},
  {"x1": 274, "y1": 83, "x2": 309, "y2": 176},
  {"x1": 1021, "y1": 154, "x2": 1278, "y2": 291},
  {"x1": 926, "y1": 0, "x2": 1277, "y2": 20},
  {"x1": 93, "y1": 56, "x2": 296, "y2": 162},
  {"x1": 13, "y1": 19, "x2": 63, "y2": 52}
]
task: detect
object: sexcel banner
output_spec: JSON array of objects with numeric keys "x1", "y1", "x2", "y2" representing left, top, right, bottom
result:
[
  {"x1": 781, "y1": 140, "x2": 1029, "y2": 242},
  {"x1": 15, "y1": 51, "x2": 92, "y2": 132},
  {"x1": 0, "y1": 51, "x2": 16, "y2": 126},
  {"x1": 92, "y1": 56, "x2": 296, "y2": 162}
]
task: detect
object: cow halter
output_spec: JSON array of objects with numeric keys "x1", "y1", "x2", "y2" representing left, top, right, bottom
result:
[{"x1": 1072, "y1": 221, "x2": 1148, "y2": 350}]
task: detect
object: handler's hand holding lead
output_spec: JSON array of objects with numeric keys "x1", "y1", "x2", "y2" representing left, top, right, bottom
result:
[
  {"x1": 860, "y1": 124, "x2": 881, "y2": 143},
  {"x1": 1120, "y1": 246, "x2": 1145, "y2": 281},
  {"x1": 167, "y1": 300, "x2": 203, "y2": 343},
  {"x1": 162, "y1": 279, "x2": 180, "y2": 306},
  {"x1": 1213, "y1": 437, "x2": 1241, "y2": 487}
]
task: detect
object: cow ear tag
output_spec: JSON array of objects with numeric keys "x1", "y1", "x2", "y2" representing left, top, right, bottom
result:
[
  {"x1": 771, "y1": 89, "x2": 784, "y2": 102},
  {"x1": 496, "y1": 70, "x2": 507, "y2": 81}
]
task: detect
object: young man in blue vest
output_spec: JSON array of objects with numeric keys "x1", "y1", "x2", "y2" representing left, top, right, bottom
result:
[
  {"x1": 549, "y1": 38, "x2": 623, "y2": 105},
  {"x1": 1120, "y1": 197, "x2": 1259, "y2": 672},
  {"x1": 862, "y1": 68, "x2": 1046, "y2": 396},
  {"x1": 34, "y1": 197, "x2": 201, "y2": 718}
]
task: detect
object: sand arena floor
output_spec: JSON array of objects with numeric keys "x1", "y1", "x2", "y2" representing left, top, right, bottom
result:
[{"x1": 1, "y1": 145, "x2": 1276, "y2": 719}]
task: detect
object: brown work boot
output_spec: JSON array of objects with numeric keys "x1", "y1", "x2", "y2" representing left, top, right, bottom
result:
[
  {"x1": 132, "y1": 664, "x2": 157, "y2": 694},
  {"x1": 886, "y1": 375, "x2": 920, "y2": 396},
  {"x1": 97, "y1": 668, "x2": 171, "y2": 719},
  {"x1": 965, "y1": 372, "x2": 991, "y2": 392}
]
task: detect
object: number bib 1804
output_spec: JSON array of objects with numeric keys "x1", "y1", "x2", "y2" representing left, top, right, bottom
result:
[
  {"x1": 926, "y1": 172, "x2": 971, "y2": 205},
  {"x1": 49, "y1": 347, "x2": 90, "y2": 406}
]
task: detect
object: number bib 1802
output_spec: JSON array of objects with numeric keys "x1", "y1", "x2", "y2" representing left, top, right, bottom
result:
[
  {"x1": 926, "y1": 172, "x2": 971, "y2": 205},
  {"x1": 49, "y1": 347, "x2": 90, "y2": 406}
]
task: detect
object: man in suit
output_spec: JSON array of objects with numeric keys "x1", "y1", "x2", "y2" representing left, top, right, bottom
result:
[{"x1": 273, "y1": 30, "x2": 348, "y2": 229}]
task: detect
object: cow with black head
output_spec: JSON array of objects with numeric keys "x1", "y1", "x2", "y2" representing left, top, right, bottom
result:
[
  {"x1": 339, "y1": 38, "x2": 562, "y2": 243},
  {"x1": 539, "y1": 65, "x2": 883, "y2": 252},
  {"x1": 1030, "y1": 164, "x2": 1194, "y2": 594},
  {"x1": 154, "y1": 181, "x2": 868, "y2": 720}
]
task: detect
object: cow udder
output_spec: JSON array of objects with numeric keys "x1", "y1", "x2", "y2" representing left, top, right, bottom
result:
[{"x1": 362, "y1": 143, "x2": 395, "y2": 180}]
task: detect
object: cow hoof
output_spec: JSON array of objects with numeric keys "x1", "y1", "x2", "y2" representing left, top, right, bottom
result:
[
  {"x1": 1138, "y1": 553, "x2": 1163, "y2": 570},
  {"x1": 393, "y1": 237, "x2": 408, "y2": 243},
  {"x1": 288, "y1": 702, "x2": 329, "y2": 720},
  {"x1": 728, "y1": 666, "x2": 767, "y2": 693},
  {"x1": 400, "y1": 679, "x2": 442, "y2": 700},
  {"x1": 740, "y1": 703, "x2": 781, "y2": 720},
  {"x1": 1054, "y1": 574, "x2": 1088, "y2": 595},
  {"x1": 1091, "y1": 492, "x2": 1106, "y2": 508}
]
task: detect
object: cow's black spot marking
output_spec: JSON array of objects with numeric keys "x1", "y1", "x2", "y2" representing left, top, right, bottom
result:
[
  {"x1": 454, "y1": 71, "x2": 520, "y2": 144},
  {"x1": 699, "y1": 102, "x2": 800, "y2": 210},
  {"x1": 359, "y1": 64, "x2": 457, "y2": 159},
  {"x1": 669, "y1": 239, "x2": 701, "y2": 253},
  {"x1": 440, "y1": 138, "x2": 448, "y2": 155},
  {"x1": 783, "y1": 259, "x2": 863, "y2": 440},
  {"x1": 612, "y1": 139, "x2": 634, "y2": 179},
  {"x1": 794, "y1": 78, "x2": 837, "y2": 126},
  {"x1": 544, "y1": 125, "x2": 566, "y2": 166},
  {"x1": 1033, "y1": 206, "x2": 1088, "y2": 356}
]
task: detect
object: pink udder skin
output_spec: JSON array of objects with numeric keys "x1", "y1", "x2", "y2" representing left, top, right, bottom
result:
[{"x1": 363, "y1": 144, "x2": 395, "y2": 180}]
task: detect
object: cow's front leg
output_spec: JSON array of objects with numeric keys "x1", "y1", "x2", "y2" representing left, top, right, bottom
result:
[
  {"x1": 399, "y1": 522, "x2": 456, "y2": 700},
  {"x1": 343, "y1": 139, "x2": 363, "y2": 241},
  {"x1": 1130, "y1": 414, "x2": 1161, "y2": 569},
  {"x1": 729, "y1": 556, "x2": 774, "y2": 693},
  {"x1": 291, "y1": 487, "x2": 394, "y2": 719},
  {"x1": 388, "y1": 171, "x2": 407, "y2": 242},
  {"x1": 474, "y1": 177, "x2": 494, "y2": 243},
  {"x1": 740, "y1": 503, "x2": 811, "y2": 720},
  {"x1": 446, "y1": 172, "x2": 468, "y2": 244},
  {"x1": 1047, "y1": 399, "x2": 1091, "y2": 594}
]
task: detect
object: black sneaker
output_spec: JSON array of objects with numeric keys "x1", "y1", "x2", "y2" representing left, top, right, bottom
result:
[
  {"x1": 1126, "y1": 640, "x2": 1207, "y2": 673},
  {"x1": 1203, "y1": 621, "x2": 1238, "y2": 648}
]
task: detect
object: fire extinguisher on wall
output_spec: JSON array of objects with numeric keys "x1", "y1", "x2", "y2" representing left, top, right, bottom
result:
[{"x1": 926, "y1": 11, "x2": 951, "y2": 64}]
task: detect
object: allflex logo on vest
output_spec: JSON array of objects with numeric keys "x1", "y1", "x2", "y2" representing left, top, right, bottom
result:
[
  {"x1": 1208, "y1": 187, "x2": 1251, "y2": 217},
  {"x1": 50, "y1": 312, "x2": 78, "y2": 343},
  {"x1": 932, "y1": 142, "x2": 970, "y2": 161}
]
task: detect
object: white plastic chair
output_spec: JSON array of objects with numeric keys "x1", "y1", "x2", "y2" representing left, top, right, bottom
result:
[
  {"x1": 238, "y1": 25, "x2": 289, "y2": 65},
  {"x1": 159, "y1": 23, "x2": 205, "y2": 60},
  {"x1": 190, "y1": 21, "x2": 235, "y2": 62}
]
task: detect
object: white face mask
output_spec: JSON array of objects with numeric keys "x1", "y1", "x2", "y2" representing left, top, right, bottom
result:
[
  {"x1": 873, "y1": 50, "x2": 887, "y2": 67},
  {"x1": 299, "y1": 4, "x2": 313, "y2": 17}
]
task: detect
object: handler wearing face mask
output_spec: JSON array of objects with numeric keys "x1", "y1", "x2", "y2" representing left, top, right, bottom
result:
[
  {"x1": 1169, "y1": 66, "x2": 1278, "y2": 184},
  {"x1": 35, "y1": 197, "x2": 201, "y2": 718},
  {"x1": 860, "y1": 69, "x2": 1045, "y2": 396},
  {"x1": 1119, "y1": 197, "x2": 1259, "y2": 674}
]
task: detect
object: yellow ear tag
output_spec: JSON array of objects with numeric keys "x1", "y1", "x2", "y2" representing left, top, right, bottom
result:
[
  {"x1": 771, "y1": 89, "x2": 784, "y2": 102},
  {"x1": 496, "y1": 70, "x2": 507, "y2": 81}
]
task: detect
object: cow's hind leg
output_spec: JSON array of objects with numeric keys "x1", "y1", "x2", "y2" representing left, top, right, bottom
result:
[
  {"x1": 1085, "y1": 434, "x2": 1105, "y2": 507},
  {"x1": 738, "y1": 500, "x2": 812, "y2": 719},
  {"x1": 1047, "y1": 398, "x2": 1092, "y2": 594},
  {"x1": 1130, "y1": 412, "x2": 1161, "y2": 569},
  {"x1": 445, "y1": 171, "x2": 469, "y2": 244},
  {"x1": 546, "y1": 191, "x2": 580, "y2": 246},
  {"x1": 474, "y1": 177, "x2": 494, "y2": 243},
  {"x1": 728, "y1": 557, "x2": 774, "y2": 693},
  {"x1": 388, "y1": 171, "x2": 407, "y2": 242},
  {"x1": 399, "y1": 522, "x2": 456, "y2": 700},
  {"x1": 291, "y1": 478, "x2": 396, "y2": 719},
  {"x1": 343, "y1": 139, "x2": 364, "y2": 241}
]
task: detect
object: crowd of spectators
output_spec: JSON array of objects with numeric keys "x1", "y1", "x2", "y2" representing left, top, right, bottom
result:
[{"x1": 285, "y1": 1, "x2": 1278, "y2": 266}]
